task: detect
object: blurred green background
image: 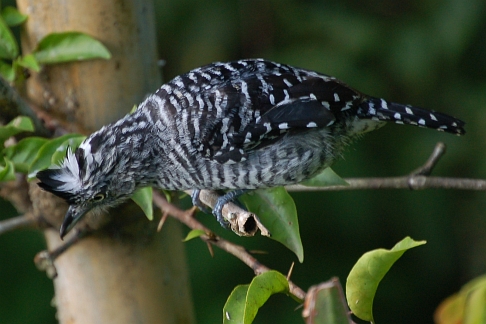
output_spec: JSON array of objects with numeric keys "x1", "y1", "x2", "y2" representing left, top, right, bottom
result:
[{"x1": 1, "y1": 0, "x2": 486, "y2": 323}]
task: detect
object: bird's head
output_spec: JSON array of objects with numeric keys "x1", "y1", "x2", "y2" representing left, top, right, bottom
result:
[{"x1": 37, "y1": 133, "x2": 137, "y2": 238}]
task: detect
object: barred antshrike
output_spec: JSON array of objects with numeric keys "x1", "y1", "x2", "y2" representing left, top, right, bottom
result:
[{"x1": 36, "y1": 59, "x2": 465, "y2": 238}]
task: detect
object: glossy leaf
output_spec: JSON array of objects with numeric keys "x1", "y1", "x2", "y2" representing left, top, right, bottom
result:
[
  {"x1": 0, "y1": 157, "x2": 15, "y2": 181},
  {"x1": 223, "y1": 271, "x2": 289, "y2": 324},
  {"x1": 223, "y1": 285, "x2": 249, "y2": 324},
  {"x1": 1, "y1": 6, "x2": 28, "y2": 27},
  {"x1": 131, "y1": 187, "x2": 153, "y2": 220},
  {"x1": 3, "y1": 137, "x2": 49, "y2": 174},
  {"x1": 16, "y1": 54, "x2": 40, "y2": 72},
  {"x1": 28, "y1": 133, "x2": 82, "y2": 179},
  {"x1": 301, "y1": 167, "x2": 348, "y2": 187},
  {"x1": 0, "y1": 14, "x2": 18, "y2": 59},
  {"x1": 240, "y1": 187, "x2": 304, "y2": 262},
  {"x1": 33, "y1": 32, "x2": 111, "y2": 64},
  {"x1": 346, "y1": 237, "x2": 426, "y2": 322},
  {"x1": 182, "y1": 229, "x2": 206, "y2": 242},
  {"x1": 0, "y1": 116, "x2": 34, "y2": 144}
]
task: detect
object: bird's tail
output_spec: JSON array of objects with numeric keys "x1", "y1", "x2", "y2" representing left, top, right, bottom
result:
[{"x1": 357, "y1": 97, "x2": 465, "y2": 135}]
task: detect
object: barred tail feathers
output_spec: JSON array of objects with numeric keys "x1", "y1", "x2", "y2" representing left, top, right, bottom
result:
[{"x1": 358, "y1": 97, "x2": 465, "y2": 135}]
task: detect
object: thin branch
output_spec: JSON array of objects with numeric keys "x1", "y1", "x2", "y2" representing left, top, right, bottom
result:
[
  {"x1": 286, "y1": 176, "x2": 486, "y2": 192},
  {"x1": 0, "y1": 214, "x2": 36, "y2": 235},
  {"x1": 34, "y1": 229, "x2": 89, "y2": 278},
  {"x1": 152, "y1": 191, "x2": 306, "y2": 302},
  {"x1": 286, "y1": 142, "x2": 486, "y2": 192},
  {"x1": 410, "y1": 142, "x2": 446, "y2": 176}
]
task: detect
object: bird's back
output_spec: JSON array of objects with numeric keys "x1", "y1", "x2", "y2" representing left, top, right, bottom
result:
[{"x1": 136, "y1": 58, "x2": 464, "y2": 190}]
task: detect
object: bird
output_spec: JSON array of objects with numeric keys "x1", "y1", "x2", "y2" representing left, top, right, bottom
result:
[{"x1": 36, "y1": 58, "x2": 465, "y2": 238}]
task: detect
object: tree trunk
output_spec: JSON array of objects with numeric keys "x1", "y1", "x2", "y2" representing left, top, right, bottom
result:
[{"x1": 16, "y1": 0, "x2": 195, "y2": 323}]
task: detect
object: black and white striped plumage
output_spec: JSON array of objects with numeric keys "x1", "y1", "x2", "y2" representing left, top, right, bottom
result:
[{"x1": 36, "y1": 59, "x2": 465, "y2": 237}]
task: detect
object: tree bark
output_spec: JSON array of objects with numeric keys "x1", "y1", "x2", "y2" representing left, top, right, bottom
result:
[{"x1": 16, "y1": 0, "x2": 195, "y2": 323}]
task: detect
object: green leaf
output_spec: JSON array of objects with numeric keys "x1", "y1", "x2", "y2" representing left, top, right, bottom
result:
[
  {"x1": 240, "y1": 187, "x2": 304, "y2": 262},
  {"x1": 182, "y1": 229, "x2": 205, "y2": 242},
  {"x1": 435, "y1": 275, "x2": 486, "y2": 324},
  {"x1": 50, "y1": 135, "x2": 86, "y2": 165},
  {"x1": 223, "y1": 271, "x2": 289, "y2": 324},
  {"x1": 303, "y1": 280, "x2": 354, "y2": 324},
  {"x1": 346, "y1": 237, "x2": 426, "y2": 322},
  {"x1": 131, "y1": 187, "x2": 153, "y2": 220},
  {"x1": 223, "y1": 285, "x2": 249, "y2": 323},
  {"x1": 16, "y1": 54, "x2": 40, "y2": 72},
  {"x1": 3, "y1": 137, "x2": 49, "y2": 174},
  {"x1": 0, "y1": 59, "x2": 14, "y2": 81},
  {"x1": 0, "y1": 116, "x2": 34, "y2": 144},
  {"x1": 0, "y1": 14, "x2": 18, "y2": 59},
  {"x1": 33, "y1": 32, "x2": 111, "y2": 64},
  {"x1": 301, "y1": 167, "x2": 348, "y2": 187},
  {"x1": 0, "y1": 157, "x2": 15, "y2": 181},
  {"x1": 1, "y1": 6, "x2": 27, "y2": 27},
  {"x1": 28, "y1": 133, "x2": 82, "y2": 179},
  {"x1": 463, "y1": 284, "x2": 486, "y2": 324}
]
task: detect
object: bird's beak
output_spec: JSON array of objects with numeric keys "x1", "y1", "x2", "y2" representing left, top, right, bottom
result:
[{"x1": 59, "y1": 205, "x2": 90, "y2": 239}]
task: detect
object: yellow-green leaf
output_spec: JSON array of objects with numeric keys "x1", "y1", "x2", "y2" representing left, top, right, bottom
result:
[
  {"x1": 16, "y1": 54, "x2": 40, "y2": 72},
  {"x1": 131, "y1": 187, "x2": 153, "y2": 220},
  {"x1": 182, "y1": 229, "x2": 206, "y2": 242},
  {"x1": 0, "y1": 116, "x2": 34, "y2": 144},
  {"x1": 3, "y1": 137, "x2": 49, "y2": 174},
  {"x1": 223, "y1": 271, "x2": 289, "y2": 324},
  {"x1": 0, "y1": 157, "x2": 15, "y2": 181},
  {"x1": 346, "y1": 237, "x2": 426, "y2": 322},
  {"x1": 301, "y1": 167, "x2": 348, "y2": 187},
  {"x1": 0, "y1": 15, "x2": 18, "y2": 59},
  {"x1": 303, "y1": 280, "x2": 353, "y2": 324},
  {"x1": 0, "y1": 59, "x2": 14, "y2": 81},
  {"x1": 223, "y1": 285, "x2": 249, "y2": 324},
  {"x1": 435, "y1": 274, "x2": 486, "y2": 324},
  {"x1": 33, "y1": 32, "x2": 111, "y2": 64},
  {"x1": 1, "y1": 6, "x2": 28, "y2": 27}
]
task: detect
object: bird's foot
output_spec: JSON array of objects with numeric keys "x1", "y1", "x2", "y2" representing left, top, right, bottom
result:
[
  {"x1": 191, "y1": 189, "x2": 211, "y2": 214},
  {"x1": 212, "y1": 189, "x2": 249, "y2": 228}
]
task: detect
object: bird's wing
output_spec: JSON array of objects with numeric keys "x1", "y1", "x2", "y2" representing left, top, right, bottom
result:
[{"x1": 193, "y1": 72, "x2": 364, "y2": 164}]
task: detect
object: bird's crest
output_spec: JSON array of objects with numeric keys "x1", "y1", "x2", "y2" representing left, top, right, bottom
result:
[{"x1": 37, "y1": 147, "x2": 83, "y2": 203}]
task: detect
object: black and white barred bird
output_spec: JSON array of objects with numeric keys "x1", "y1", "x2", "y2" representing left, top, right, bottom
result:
[{"x1": 36, "y1": 59, "x2": 465, "y2": 238}]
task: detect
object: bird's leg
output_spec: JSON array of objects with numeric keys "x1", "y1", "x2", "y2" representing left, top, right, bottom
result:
[{"x1": 213, "y1": 189, "x2": 249, "y2": 228}]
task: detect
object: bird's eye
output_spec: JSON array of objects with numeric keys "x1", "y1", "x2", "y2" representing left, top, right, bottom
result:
[{"x1": 93, "y1": 193, "x2": 105, "y2": 202}]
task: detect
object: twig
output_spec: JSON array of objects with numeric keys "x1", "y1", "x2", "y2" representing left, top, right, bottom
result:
[
  {"x1": 0, "y1": 214, "x2": 36, "y2": 235},
  {"x1": 410, "y1": 142, "x2": 446, "y2": 175},
  {"x1": 34, "y1": 229, "x2": 89, "y2": 279},
  {"x1": 152, "y1": 191, "x2": 306, "y2": 302}
]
